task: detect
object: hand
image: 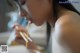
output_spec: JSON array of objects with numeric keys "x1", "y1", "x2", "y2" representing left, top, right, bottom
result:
[
  {"x1": 12, "y1": 24, "x2": 27, "y2": 45},
  {"x1": 13, "y1": 24, "x2": 38, "y2": 50}
]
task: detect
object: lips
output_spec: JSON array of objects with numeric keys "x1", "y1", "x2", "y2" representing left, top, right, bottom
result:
[{"x1": 29, "y1": 18, "x2": 33, "y2": 24}]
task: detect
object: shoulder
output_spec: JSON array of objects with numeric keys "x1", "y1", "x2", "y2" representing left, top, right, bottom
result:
[
  {"x1": 55, "y1": 11, "x2": 80, "y2": 29},
  {"x1": 54, "y1": 12, "x2": 80, "y2": 36},
  {"x1": 56, "y1": 11, "x2": 80, "y2": 26},
  {"x1": 54, "y1": 11, "x2": 80, "y2": 53}
]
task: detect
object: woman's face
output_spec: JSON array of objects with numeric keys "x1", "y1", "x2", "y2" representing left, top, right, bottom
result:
[{"x1": 20, "y1": 0, "x2": 52, "y2": 26}]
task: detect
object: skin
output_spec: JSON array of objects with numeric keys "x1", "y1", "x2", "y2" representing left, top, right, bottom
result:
[
  {"x1": 54, "y1": 11, "x2": 80, "y2": 53},
  {"x1": 13, "y1": 0, "x2": 80, "y2": 53},
  {"x1": 20, "y1": 0, "x2": 52, "y2": 26}
]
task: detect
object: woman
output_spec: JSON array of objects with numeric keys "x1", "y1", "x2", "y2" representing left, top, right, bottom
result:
[{"x1": 7, "y1": 0, "x2": 80, "y2": 53}]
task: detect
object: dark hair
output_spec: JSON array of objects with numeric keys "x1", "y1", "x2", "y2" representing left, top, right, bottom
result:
[
  {"x1": 54, "y1": 0, "x2": 80, "y2": 20},
  {"x1": 47, "y1": 0, "x2": 80, "y2": 44}
]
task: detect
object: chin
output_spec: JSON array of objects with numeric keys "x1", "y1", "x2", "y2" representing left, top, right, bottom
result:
[{"x1": 34, "y1": 22, "x2": 44, "y2": 26}]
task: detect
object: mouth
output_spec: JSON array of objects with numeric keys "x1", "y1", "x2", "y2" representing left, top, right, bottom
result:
[{"x1": 28, "y1": 18, "x2": 33, "y2": 24}]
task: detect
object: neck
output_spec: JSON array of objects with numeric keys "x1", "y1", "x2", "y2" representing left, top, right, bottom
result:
[{"x1": 47, "y1": 6, "x2": 68, "y2": 27}]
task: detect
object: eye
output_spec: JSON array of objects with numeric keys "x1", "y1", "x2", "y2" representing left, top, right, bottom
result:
[{"x1": 19, "y1": 0, "x2": 26, "y2": 5}]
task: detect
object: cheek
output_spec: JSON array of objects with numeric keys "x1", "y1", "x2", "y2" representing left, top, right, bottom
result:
[
  {"x1": 26, "y1": 0, "x2": 46, "y2": 18},
  {"x1": 26, "y1": 0, "x2": 48, "y2": 25}
]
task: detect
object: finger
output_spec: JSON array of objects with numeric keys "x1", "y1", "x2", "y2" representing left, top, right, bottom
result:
[
  {"x1": 15, "y1": 31, "x2": 21, "y2": 38},
  {"x1": 15, "y1": 25, "x2": 26, "y2": 32},
  {"x1": 12, "y1": 23, "x2": 19, "y2": 29},
  {"x1": 15, "y1": 38, "x2": 26, "y2": 45}
]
